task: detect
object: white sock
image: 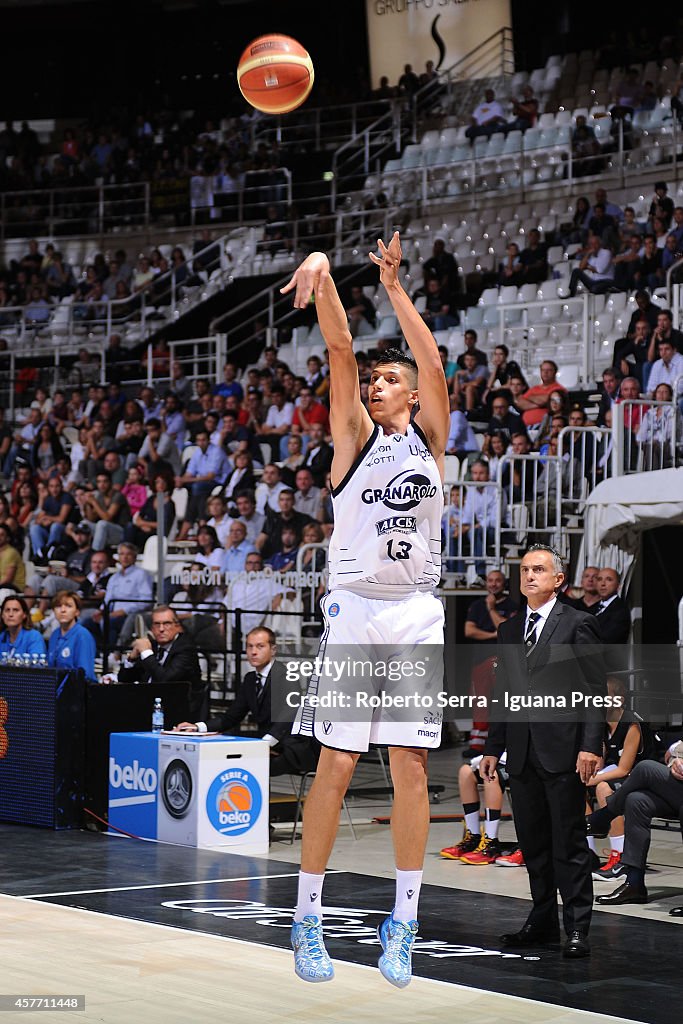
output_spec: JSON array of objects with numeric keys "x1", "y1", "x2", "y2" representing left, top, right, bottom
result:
[
  {"x1": 587, "y1": 836, "x2": 596, "y2": 852},
  {"x1": 294, "y1": 871, "x2": 325, "y2": 922},
  {"x1": 394, "y1": 869, "x2": 423, "y2": 923},
  {"x1": 484, "y1": 809, "x2": 501, "y2": 840},
  {"x1": 610, "y1": 834, "x2": 625, "y2": 853},
  {"x1": 464, "y1": 808, "x2": 481, "y2": 834}
]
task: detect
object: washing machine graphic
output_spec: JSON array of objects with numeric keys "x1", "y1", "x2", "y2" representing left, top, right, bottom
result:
[{"x1": 157, "y1": 737, "x2": 199, "y2": 845}]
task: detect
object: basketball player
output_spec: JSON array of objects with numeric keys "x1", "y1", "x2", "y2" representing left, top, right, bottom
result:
[{"x1": 281, "y1": 233, "x2": 449, "y2": 988}]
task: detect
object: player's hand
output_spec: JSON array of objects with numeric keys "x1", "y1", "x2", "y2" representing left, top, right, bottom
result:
[
  {"x1": 670, "y1": 757, "x2": 683, "y2": 781},
  {"x1": 280, "y1": 252, "x2": 330, "y2": 308},
  {"x1": 480, "y1": 755, "x2": 498, "y2": 782},
  {"x1": 576, "y1": 751, "x2": 602, "y2": 784},
  {"x1": 369, "y1": 232, "x2": 402, "y2": 288}
]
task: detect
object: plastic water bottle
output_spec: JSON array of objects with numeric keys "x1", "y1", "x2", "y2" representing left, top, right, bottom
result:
[{"x1": 152, "y1": 697, "x2": 164, "y2": 733}]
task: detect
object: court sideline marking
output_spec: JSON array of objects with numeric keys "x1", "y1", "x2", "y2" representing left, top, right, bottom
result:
[{"x1": 15, "y1": 869, "x2": 346, "y2": 900}]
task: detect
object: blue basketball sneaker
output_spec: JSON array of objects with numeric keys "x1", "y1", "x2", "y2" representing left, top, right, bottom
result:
[
  {"x1": 291, "y1": 915, "x2": 334, "y2": 982},
  {"x1": 377, "y1": 913, "x2": 418, "y2": 988}
]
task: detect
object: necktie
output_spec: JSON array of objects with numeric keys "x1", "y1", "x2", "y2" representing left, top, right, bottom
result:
[
  {"x1": 255, "y1": 673, "x2": 265, "y2": 702},
  {"x1": 156, "y1": 646, "x2": 167, "y2": 664},
  {"x1": 596, "y1": 601, "x2": 606, "y2": 615},
  {"x1": 525, "y1": 612, "x2": 541, "y2": 654}
]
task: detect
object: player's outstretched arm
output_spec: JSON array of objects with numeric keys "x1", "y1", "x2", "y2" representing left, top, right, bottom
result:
[
  {"x1": 369, "y1": 233, "x2": 450, "y2": 462},
  {"x1": 281, "y1": 253, "x2": 373, "y2": 484}
]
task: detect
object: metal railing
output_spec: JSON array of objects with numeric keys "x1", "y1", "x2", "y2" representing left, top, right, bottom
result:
[
  {"x1": 441, "y1": 479, "x2": 502, "y2": 578},
  {"x1": 611, "y1": 393, "x2": 683, "y2": 475},
  {"x1": 0, "y1": 183, "x2": 150, "y2": 241},
  {"x1": 557, "y1": 425, "x2": 613, "y2": 521},
  {"x1": 498, "y1": 452, "x2": 563, "y2": 552}
]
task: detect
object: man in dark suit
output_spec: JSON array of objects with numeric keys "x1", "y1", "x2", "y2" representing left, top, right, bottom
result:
[
  {"x1": 301, "y1": 422, "x2": 333, "y2": 487},
  {"x1": 481, "y1": 544, "x2": 606, "y2": 959},
  {"x1": 592, "y1": 568, "x2": 630, "y2": 644},
  {"x1": 117, "y1": 604, "x2": 206, "y2": 719},
  {"x1": 176, "y1": 625, "x2": 318, "y2": 776}
]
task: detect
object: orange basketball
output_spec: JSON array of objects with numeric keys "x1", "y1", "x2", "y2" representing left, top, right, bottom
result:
[{"x1": 237, "y1": 34, "x2": 314, "y2": 115}]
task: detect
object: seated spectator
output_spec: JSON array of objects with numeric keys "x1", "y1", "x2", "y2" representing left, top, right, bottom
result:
[
  {"x1": 586, "y1": 676, "x2": 646, "y2": 880},
  {"x1": 205, "y1": 494, "x2": 231, "y2": 547},
  {"x1": 440, "y1": 752, "x2": 517, "y2": 864},
  {"x1": 0, "y1": 593, "x2": 46, "y2": 660},
  {"x1": 636, "y1": 382, "x2": 681, "y2": 469},
  {"x1": 485, "y1": 431, "x2": 509, "y2": 481},
  {"x1": 235, "y1": 490, "x2": 266, "y2": 546},
  {"x1": 344, "y1": 285, "x2": 377, "y2": 338},
  {"x1": 220, "y1": 520, "x2": 256, "y2": 578},
  {"x1": 223, "y1": 451, "x2": 257, "y2": 506},
  {"x1": 458, "y1": 459, "x2": 501, "y2": 577},
  {"x1": 193, "y1": 525, "x2": 224, "y2": 571},
  {"x1": 117, "y1": 604, "x2": 205, "y2": 719},
  {"x1": 456, "y1": 328, "x2": 487, "y2": 369},
  {"x1": 560, "y1": 195, "x2": 592, "y2": 247},
  {"x1": 262, "y1": 204, "x2": 291, "y2": 256},
  {"x1": 447, "y1": 394, "x2": 478, "y2": 456},
  {"x1": 437, "y1": 345, "x2": 458, "y2": 393},
  {"x1": 293, "y1": 467, "x2": 320, "y2": 520},
  {"x1": 483, "y1": 344, "x2": 523, "y2": 403},
  {"x1": 86, "y1": 541, "x2": 153, "y2": 649},
  {"x1": 266, "y1": 524, "x2": 299, "y2": 572},
  {"x1": 593, "y1": 569, "x2": 631, "y2": 644},
  {"x1": 257, "y1": 488, "x2": 313, "y2": 558},
  {"x1": 534, "y1": 391, "x2": 571, "y2": 449},
  {"x1": 506, "y1": 85, "x2": 538, "y2": 133},
  {"x1": 587, "y1": 203, "x2": 619, "y2": 249},
  {"x1": 648, "y1": 181, "x2": 674, "y2": 232},
  {"x1": 519, "y1": 229, "x2": 548, "y2": 284},
  {"x1": 465, "y1": 88, "x2": 507, "y2": 142},
  {"x1": 175, "y1": 428, "x2": 230, "y2": 539},
  {"x1": 0, "y1": 523, "x2": 24, "y2": 591},
  {"x1": 568, "y1": 233, "x2": 615, "y2": 296},
  {"x1": 290, "y1": 386, "x2": 330, "y2": 445},
  {"x1": 453, "y1": 352, "x2": 487, "y2": 414},
  {"x1": 613, "y1": 319, "x2": 650, "y2": 391},
  {"x1": 255, "y1": 462, "x2": 288, "y2": 515},
  {"x1": 499, "y1": 431, "x2": 536, "y2": 503},
  {"x1": 646, "y1": 340, "x2": 683, "y2": 400},
  {"x1": 47, "y1": 591, "x2": 96, "y2": 678},
  {"x1": 498, "y1": 242, "x2": 523, "y2": 287},
  {"x1": 441, "y1": 484, "x2": 463, "y2": 573},
  {"x1": 28, "y1": 520, "x2": 93, "y2": 604},
  {"x1": 612, "y1": 233, "x2": 643, "y2": 292},
  {"x1": 123, "y1": 474, "x2": 175, "y2": 551},
  {"x1": 28, "y1": 475, "x2": 74, "y2": 563},
  {"x1": 420, "y1": 276, "x2": 460, "y2": 331},
  {"x1": 647, "y1": 308, "x2": 683, "y2": 362},
  {"x1": 571, "y1": 116, "x2": 603, "y2": 177},
  {"x1": 422, "y1": 238, "x2": 460, "y2": 292},
  {"x1": 587, "y1": 751, "x2": 683, "y2": 906},
  {"x1": 83, "y1": 470, "x2": 130, "y2": 552},
  {"x1": 175, "y1": 625, "x2": 318, "y2": 775},
  {"x1": 137, "y1": 417, "x2": 181, "y2": 476},
  {"x1": 169, "y1": 562, "x2": 224, "y2": 652},
  {"x1": 515, "y1": 360, "x2": 567, "y2": 428},
  {"x1": 300, "y1": 422, "x2": 333, "y2": 487},
  {"x1": 633, "y1": 233, "x2": 664, "y2": 292},
  {"x1": 24, "y1": 286, "x2": 52, "y2": 326},
  {"x1": 120, "y1": 465, "x2": 148, "y2": 518}
]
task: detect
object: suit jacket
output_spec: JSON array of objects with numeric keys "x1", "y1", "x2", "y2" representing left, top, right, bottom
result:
[
  {"x1": 209, "y1": 660, "x2": 290, "y2": 741},
  {"x1": 303, "y1": 442, "x2": 333, "y2": 487},
  {"x1": 209, "y1": 660, "x2": 318, "y2": 772},
  {"x1": 484, "y1": 600, "x2": 606, "y2": 775},
  {"x1": 118, "y1": 631, "x2": 205, "y2": 718},
  {"x1": 592, "y1": 595, "x2": 630, "y2": 645}
]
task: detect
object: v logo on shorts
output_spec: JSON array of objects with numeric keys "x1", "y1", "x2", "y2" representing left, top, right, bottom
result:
[
  {"x1": 322, "y1": 721, "x2": 333, "y2": 735},
  {"x1": 407, "y1": 889, "x2": 414, "y2": 898}
]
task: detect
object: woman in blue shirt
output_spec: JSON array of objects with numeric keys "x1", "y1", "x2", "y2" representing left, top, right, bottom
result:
[
  {"x1": 0, "y1": 594, "x2": 46, "y2": 660},
  {"x1": 48, "y1": 590, "x2": 96, "y2": 679}
]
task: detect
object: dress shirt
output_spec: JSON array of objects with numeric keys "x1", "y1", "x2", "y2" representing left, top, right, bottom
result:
[
  {"x1": 462, "y1": 485, "x2": 502, "y2": 530},
  {"x1": 197, "y1": 660, "x2": 278, "y2": 744},
  {"x1": 584, "y1": 247, "x2": 615, "y2": 282},
  {"x1": 595, "y1": 594, "x2": 618, "y2": 614},
  {"x1": 186, "y1": 443, "x2": 229, "y2": 485},
  {"x1": 294, "y1": 488, "x2": 321, "y2": 519},
  {"x1": 265, "y1": 402, "x2": 294, "y2": 430},
  {"x1": 647, "y1": 353, "x2": 683, "y2": 396},
  {"x1": 103, "y1": 564, "x2": 153, "y2": 614},
  {"x1": 524, "y1": 595, "x2": 557, "y2": 642},
  {"x1": 220, "y1": 541, "x2": 257, "y2": 577}
]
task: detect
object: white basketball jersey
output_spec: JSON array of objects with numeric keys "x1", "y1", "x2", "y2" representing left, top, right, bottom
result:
[{"x1": 328, "y1": 421, "x2": 443, "y2": 594}]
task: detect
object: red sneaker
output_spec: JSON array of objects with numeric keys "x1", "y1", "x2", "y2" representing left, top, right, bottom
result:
[
  {"x1": 440, "y1": 828, "x2": 481, "y2": 860},
  {"x1": 460, "y1": 835, "x2": 501, "y2": 865},
  {"x1": 496, "y1": 848, "x2": 525, "y2": 867}
]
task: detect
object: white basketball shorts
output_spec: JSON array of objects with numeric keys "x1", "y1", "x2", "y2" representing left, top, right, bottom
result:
[{"x1": 292, "y1": 587, "x2": 445, "y2": 752}]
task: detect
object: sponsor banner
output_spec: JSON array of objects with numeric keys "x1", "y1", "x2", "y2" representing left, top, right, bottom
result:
[{"x1": 365, "y1": 0, "x2": 512, "y2": 88}]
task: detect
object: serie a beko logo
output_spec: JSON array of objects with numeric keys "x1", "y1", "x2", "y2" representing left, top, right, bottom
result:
[
  {"x1": 109, "y1": 755, "x2": 158, "y2": 807},
  {"x1": 206, "y1": 768, "x2": 262, "y2": 836},
  {"x1": 362, "y1": 470, "x2": 437, "y2": 512}
]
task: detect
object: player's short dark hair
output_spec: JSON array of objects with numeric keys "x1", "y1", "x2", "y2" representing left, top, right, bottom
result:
[{"x1": 374, "y1": 348, "x2": 418, "y2": 387}]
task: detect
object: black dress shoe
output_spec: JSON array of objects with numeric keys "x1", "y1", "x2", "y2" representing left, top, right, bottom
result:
[
  {"x1": 563, "y1": 931, "x2": 590, "y2": 958},
  {"x1": 595, "y1": 881, "x2": 648, "y2": 905},
  {"x1": 500, "y1": 923, "x2": 560, "y2": 947},
  {"x1": 669, "y1": 906, "x2": 683, "y2": 917}
]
